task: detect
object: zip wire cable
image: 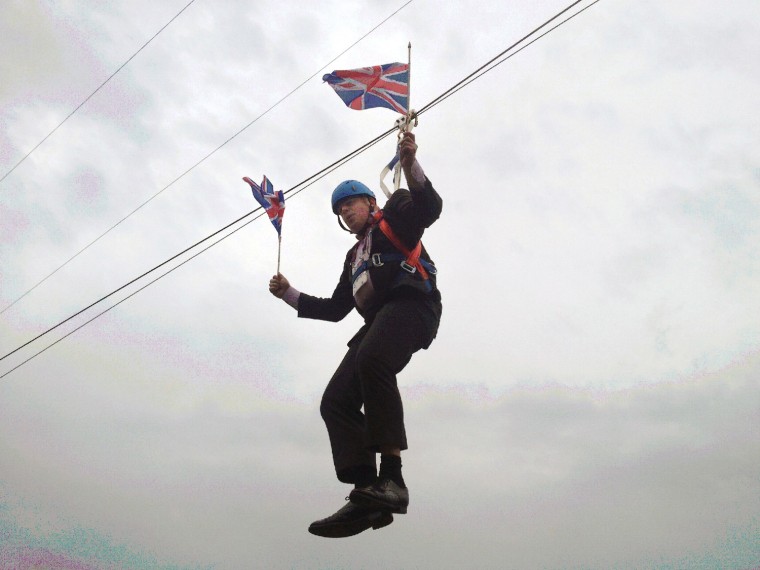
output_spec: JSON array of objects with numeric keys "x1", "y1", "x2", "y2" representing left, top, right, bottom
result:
[
  {"x1": 0, "y1": 125, "x2": 398, "y2": 368},
  {"x1": 0, "y1": 128, "x2": 395, "y2": 380},
  {"x1": 415, "y1": 0, "x2": 583, "y2": 117},
  {"x1": 0, "y1": 0, "x2": 198, "y2": 185},
  {"x1": 417, "y1": 0, "x2": 601, "y2": 118},
  {"x1": 0, "y1": 0, "x2": 597, "y2": 373},
  {"x1": 0, "y1": 0, "x2": 414, "y2": 317},
  {"x1": 0, "y1": 210, "x2": 262, "y2": 381},
  {"x1": 0, "y1": 209, "x2": 253, "y2": 380},
  {"x1": 1, "y1": 0, "x2": 601, "y2": 379}
]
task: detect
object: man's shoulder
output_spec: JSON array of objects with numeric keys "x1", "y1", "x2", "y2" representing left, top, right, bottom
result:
[
  {"x1": 382, "y1": 188, "x2": 412, "y2": 212},
  {"x1": 387, "y1": 188, "x2": 412, "y2": 202}
]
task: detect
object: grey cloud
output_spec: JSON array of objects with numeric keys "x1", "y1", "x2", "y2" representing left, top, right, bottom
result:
[
  {"x1": 3, "y1": 348, "x2": 759, "y2": 568},
  {"x1": 2, "y1": 1, "x2": 760, "y2": 568}
]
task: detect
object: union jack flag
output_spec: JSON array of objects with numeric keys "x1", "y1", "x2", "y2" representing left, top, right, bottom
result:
[
  {"x1": 323, "y1": 62, "x2": 409, "y2": 114},
  {"x1": 243, "y1": 175, "x2": 285, "y2": 235}
]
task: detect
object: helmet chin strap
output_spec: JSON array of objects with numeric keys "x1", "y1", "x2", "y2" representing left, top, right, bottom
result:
[
  {"x1": 337, "y1": 215, "x2": 373, "y2": 236},
  {"x1": 337, "y1": 215, "x2": 352, "y2": 233},
  {"x1": 336, "y1": 200, "x2": 377, "y2": 235}
]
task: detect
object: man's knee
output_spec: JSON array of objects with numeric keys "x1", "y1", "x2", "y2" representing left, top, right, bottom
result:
[
  {"x1": 320, "y1": 394, "x2": 339, "y2": 422},
  {"x1": 356, "y1": 336, "x2": 418, "y2": 381},
  {"x1": 355, "y1": 344, "x2": 388, "y2": 379}
]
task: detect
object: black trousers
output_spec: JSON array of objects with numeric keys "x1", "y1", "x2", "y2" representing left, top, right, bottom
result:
[{"x1": 320, "y1": 293, "x2": 441, "y2": 484}]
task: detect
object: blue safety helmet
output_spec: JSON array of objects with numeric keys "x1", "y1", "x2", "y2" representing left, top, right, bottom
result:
[{"x1": 331, "y1": 180, "x2": 376, "y2": 214}]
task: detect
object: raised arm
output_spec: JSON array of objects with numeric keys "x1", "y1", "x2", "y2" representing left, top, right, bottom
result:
[
  {"x1": 399, "y1": 131, "x2": 426, "y2": 190},
  {"x1": 379, "y1": 133, "x2": 442, "y2": 249}
]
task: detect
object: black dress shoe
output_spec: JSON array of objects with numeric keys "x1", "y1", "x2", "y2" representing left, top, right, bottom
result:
[
  {"x1": 308, "y1": 500, "x2": 393, "y2": 538},
  {"x1": 349, "y1": 478, "x2": 409, "y2": 514}
]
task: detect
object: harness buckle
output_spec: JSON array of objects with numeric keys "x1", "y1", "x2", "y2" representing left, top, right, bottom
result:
[
  {"x1": 400, "y1": 261, "x2": 417, "y2": 274},
  {"x1": 371, "y1": 253, "x2": 384, "y2": 267}
]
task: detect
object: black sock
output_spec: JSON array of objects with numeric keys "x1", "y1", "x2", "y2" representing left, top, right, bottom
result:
[
  {"x1": 352, "y1": 465, "x2": 377, "y2": 489},
  {"x1": 379, "y1": 454, "x2": 406, "y2": 488}
]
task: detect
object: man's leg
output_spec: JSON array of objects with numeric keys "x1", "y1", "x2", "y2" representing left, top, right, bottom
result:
[
  {"x1": 319, "y1": 341, "x2": 376, "y2": 484},
  {"x1": 356, "y1": 297, "x2": 432, "y2": 453},
  {"x1": 310, "y1": 340, "x2": 392, "y2": 538},
  {"x1": 350, "y1": 297, "x2": 435, "y2": 513}
]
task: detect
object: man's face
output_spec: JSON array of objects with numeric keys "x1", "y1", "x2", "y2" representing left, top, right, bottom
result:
[{"x1": 337, "y1": 196, "x2": 372, "y2": 233}]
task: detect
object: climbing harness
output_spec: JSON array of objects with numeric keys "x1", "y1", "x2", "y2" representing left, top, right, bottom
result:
[
  {"x1": 343, "y1": 108, "x2": 435, "y2": 290},
  {"x1": 350, "y1": 209, "x2": 437, "y2": 292}
]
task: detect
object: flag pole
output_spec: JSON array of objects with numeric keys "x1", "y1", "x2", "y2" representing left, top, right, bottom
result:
[
  {"x1": 277, "y1": 234, "x2": 282, "y2": 275},
  {"x1": 406, "y1": 41, "x2": 412, "y2": 132},
  {"x1": 394, "y1": 42, "x2": 412, "y2": 191}
]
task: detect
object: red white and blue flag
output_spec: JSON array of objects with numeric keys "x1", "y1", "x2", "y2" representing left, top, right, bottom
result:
[
  {"x1": 323, "y1": 62, "x2": 409, "y2": 114},
  {"x1": 243, "y1": 175, "x2": 285, "y2": 235}
]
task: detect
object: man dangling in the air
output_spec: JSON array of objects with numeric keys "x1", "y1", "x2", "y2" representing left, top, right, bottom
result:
[{"x1": 269, "y1": 131, "x2": 442, "y2": 538}]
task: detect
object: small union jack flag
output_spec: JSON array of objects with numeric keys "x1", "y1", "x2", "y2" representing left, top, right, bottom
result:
[
  {"x1": 323, "y1": 62, "x2": 409, "y2": 114},
  {"x1": 243, "y1": 175, "x2": 285, "y2": 235}
]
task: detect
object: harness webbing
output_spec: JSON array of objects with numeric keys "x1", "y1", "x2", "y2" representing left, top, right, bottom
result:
[
  {"x1": 376, "y1": 217, "x2": 429, "y2": 280},
  {"x1": 348, "y1": 210, "x2": 436, "y2": 292}
]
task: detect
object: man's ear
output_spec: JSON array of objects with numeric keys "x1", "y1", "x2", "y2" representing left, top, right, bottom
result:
[{"x1": 368, "y1": 197, "x2": 377, "y2": 210}]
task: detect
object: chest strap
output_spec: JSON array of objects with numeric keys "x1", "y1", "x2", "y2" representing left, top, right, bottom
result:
[
  {"x1": 350, "y1": 211, "x2": 437, "y2": 290},
  {"x1": 378, "y1": 220, "x2": 430, "y2": 278}
]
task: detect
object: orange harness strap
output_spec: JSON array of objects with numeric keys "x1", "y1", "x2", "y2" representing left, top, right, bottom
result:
[{"x1": 371, "y1": 211, "x2": 429, "y2": 280}]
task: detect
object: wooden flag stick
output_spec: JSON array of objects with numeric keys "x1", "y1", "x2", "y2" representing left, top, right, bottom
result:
[{"x1": 277, "y1": 234, "x2": 282, "y2": 275}]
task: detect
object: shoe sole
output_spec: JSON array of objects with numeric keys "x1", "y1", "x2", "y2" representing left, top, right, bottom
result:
[
  {"x1": 308, "y1": 511, "x2": 393, "y2": 538},
  {"x1": 349, "y1": 491, "x2": 408, "y2": 514}
]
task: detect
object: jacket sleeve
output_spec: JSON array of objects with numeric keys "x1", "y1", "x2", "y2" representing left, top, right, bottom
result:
[
  {"x1": 296, "y1": 257, "x2": 355, "y2": 322},
  {"x1": 405, "y1": 175, "x2": 442, "y2": 229},
  {"x1": 382, "y1": 176, "x2": 442, "y2": 248}
]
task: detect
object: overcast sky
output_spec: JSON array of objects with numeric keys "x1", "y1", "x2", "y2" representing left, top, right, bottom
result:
[{"x1": 1, "y1": 0, "x2": 759, "y2": 568}]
